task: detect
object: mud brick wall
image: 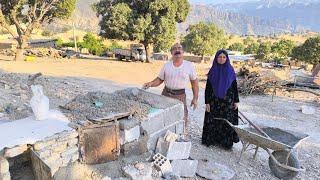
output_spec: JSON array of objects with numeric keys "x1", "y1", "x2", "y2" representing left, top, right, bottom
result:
[{"x1": 32, "y1": 130, "x2": 79, "y2": 177}]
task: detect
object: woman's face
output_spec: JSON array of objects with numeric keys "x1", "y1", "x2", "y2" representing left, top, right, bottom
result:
[{"x1": 217, "y1": 53, "x2": 227, "y2": 64}]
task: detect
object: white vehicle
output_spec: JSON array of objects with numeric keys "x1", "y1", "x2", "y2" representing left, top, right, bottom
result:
[{"x1": 113, "y1": 44, "x2": 146, "y2": 62}]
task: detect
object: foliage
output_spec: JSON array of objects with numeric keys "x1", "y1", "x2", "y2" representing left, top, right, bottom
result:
[
  {"x1": 181, "y1": 22, "x2": 226, "y2": 57},
  {"x1": 255, "y1": 42, "x2": 272, "y2": 61},
  {"x1": 243, "y1": 37, "x2": 254, "y2": 46},
  {"x1": 244, "y1": 43, "x2": 259, "y2": 54},
  {"x1": 81, "y1": 33, "x2": 106, "y2": 56},
  {"x1": 228, "y1": 43, "x2": 245, "y2": 52},
  {"x1": 271, "y1": 39, "x2": 295, "y2": 61},
  {"x1": 106, "y1": 41, "x2": 123, "y2": 52},
  {"x1": 292, "y1": 36, "x2": 320, "y2": 65},
  {"x1": 55, "y1": 38, "x2": 64, "y2": 48}
]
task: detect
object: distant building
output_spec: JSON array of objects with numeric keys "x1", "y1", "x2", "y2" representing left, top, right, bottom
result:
[{"x1": 0, "y1": 39, "x2": 57, "y2": 50}]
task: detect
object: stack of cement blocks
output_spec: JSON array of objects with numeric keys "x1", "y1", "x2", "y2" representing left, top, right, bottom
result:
[
  {"x1": 119, "y1": 89, "x2": 185, "y2": 156},
  {"x1": 154, "y1": 133, "x2": 198, "y2": 178},
  {"x1": 31, "y1": 130, "x2": 79, "y2": 178}
]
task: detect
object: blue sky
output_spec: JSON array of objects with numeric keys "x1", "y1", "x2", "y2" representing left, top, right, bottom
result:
[{"x1": 189, "y1": 0, "x2": 259, "y2": 4}]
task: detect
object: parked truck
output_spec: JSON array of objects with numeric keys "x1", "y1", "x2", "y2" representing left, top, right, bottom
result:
[{"x1": 113, "y1": 44, "x2": 146, "y2": 62}]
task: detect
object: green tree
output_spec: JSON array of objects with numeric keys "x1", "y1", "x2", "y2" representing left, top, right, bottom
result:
[
  {"x1": 228, "y1": 43, "x2": 245, "y2": 52},
  {"x1": 81, "y1": 33, "x2": 106, "y2": 56},
  {"x1": 244, "y1": 43, "x2": 259, "y2": 54},
  {"x1": 0, "y1": 0, "x2": 77, "y2": 61},
  {"x1": 255, "y1": 42, "x2": 272, "y2": 61},
  {"x1": 243, "y1": 37, "x2": 254, "y2": 46},
  {"x1": 94, "y1": 0, "x2": 190, "y2": 63},
  {"x1": 271, "y1": 39, "x2": 295, "y2": 62},
  {"x1": 292, "y1": 36, "x2": 320, "y2": 66},
  {"x1": 181, "y1": 22, "x2": 226, "y2": 60}
]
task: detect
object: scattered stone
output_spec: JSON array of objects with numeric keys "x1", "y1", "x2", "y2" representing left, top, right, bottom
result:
[
  {"x1": 166, "y1": 141, "x2": 191, "y2": 160},
  {"x1": 155, "y1": 137, "x2": 170, "y2": 155},
  {"x1": 196, "y1": 159, "x2": 235, "y2": 180},
  {"x1": 123, "y1": 163, "x2": 152, "y2": 179},
  {"x1": 163, "y1": 172, "x2": 181, "y2": 180},
  {"x1": 171, "y1": 159, "x2": 198, "y2": 178},
  {"x1": 164, "y1": 130, "x2": 178, "y2": 142}
]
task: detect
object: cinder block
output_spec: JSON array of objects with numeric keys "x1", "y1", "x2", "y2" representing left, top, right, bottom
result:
[
  {"x1": 171, "y1": 160, "x2": 198, "y2": 177},
  {"x1": 153, "y1": 153, "x2": 172, "y2": 176},
  {"x1": 163, "y1": 104, "x2": 184, "y2": 127},
  {"x1": 0, "y1": 157, "x2": 9, "y2": 174},
  {"x1": 120, "y1": 126, "x2": 140, "y2": 145},
  {"x1": 166, "y1": 141, "x2": 191, "y2": 160},
  {"x1": 0, "y1": 172, "x2": 10, "y2": 180},
  {"x1": 119, "y1": 118, "x2": 140, "y2": 130},
  {"x1": 141, "y1": 113, "x2": 165, "y2": 135},
  {"x1": 4, "y1": 144, "x2": 28, "y2": 158},
  {"x1": 121, "y1": 136, "x2": 148, "y2": 156},
  {"x1": 147, "y1": 121, "x2": 178, "y2": 152},
  {"x1": 155, "y1": 137, "x2": 170, "y2": 155}
]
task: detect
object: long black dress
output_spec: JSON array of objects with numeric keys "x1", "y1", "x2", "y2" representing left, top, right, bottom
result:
[{"x1": 202, "y1": 79, "x2": 240, "y2": 149}]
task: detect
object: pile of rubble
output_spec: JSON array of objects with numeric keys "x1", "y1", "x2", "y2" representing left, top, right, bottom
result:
[
  {"x1": 237, "y1": 66, "x2": 279, "y2": 96},
  {"x1": 0, "y1": 48, "x2": 77, "y2": 59}
]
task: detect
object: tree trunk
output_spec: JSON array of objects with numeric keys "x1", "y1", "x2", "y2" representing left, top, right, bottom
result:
[
  {"x1": 14, "y1": 36, "x2": 28, "y2": 61},
  {"x1": 144, "y1": 43, "x2": 151, "y2": 63},
  {"x1": 312, "y1": 63, "x2": 320, "y2": 77}
]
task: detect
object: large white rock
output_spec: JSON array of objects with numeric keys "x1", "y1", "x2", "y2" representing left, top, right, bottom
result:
[{"x1": 196, "y1": 159, "x2": 235, "y2": 180}]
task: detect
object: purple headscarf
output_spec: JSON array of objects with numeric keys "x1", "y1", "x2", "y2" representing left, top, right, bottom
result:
[{"x1": 208, "y1": 50, "x2": 236, "y2": 99}]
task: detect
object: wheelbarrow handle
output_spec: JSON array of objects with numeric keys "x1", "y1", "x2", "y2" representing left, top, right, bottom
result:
[
  {"x1": 213, "y1": 118, "x2": 235, "y2": 127},
  {"x1": 239, "y1": 110, "x2": 271, "y2": 139}
]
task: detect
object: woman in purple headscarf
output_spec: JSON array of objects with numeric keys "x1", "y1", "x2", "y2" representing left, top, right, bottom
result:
[{"x1": 202, "y1": 49, "x2": 239, "y2": 150}]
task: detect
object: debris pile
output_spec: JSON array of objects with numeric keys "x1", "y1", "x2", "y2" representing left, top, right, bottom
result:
[
  {"x1": 237, "y1": 66, "x2": 279, "y2": 96},
  {"x1": 60, "y1": 90, "x2": 152, "y2": 122}
]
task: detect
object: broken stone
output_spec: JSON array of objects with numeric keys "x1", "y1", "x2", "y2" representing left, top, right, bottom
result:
[
  {"x1": 164, "y1": 130, "x2": 178, "y2": 142},
  {"x1": 155, "y1": 137, "x2": 170, "y2": 155},
  {"x1": 166, "y1": 141, "x2": 191, "y2": 160},
  {"x1": 171, "y1": 159, "x2": 198, "y2": 178},
  {"x1": 120, "y1": 125, "x2": 140, "y2": 144},
  {"x1": 196, "y1": 159, "x2": 235, "y2": 180},
  {"x1": 123, "y1": 163, "x2": 152, "y2": 180},
  {"x1": 163, "y1": 172, "x2": 181, "y2": 180}
]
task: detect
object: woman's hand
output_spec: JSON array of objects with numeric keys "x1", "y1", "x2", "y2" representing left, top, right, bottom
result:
[
  {"x1": 234, "y1": 103, "x2": 239, "y2": 110},
  {"x1": 205, "y1": 104, "x2": 210, "y2": 112}
]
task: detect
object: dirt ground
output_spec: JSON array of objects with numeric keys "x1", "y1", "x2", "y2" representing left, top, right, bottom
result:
[{"x1": 0, "y1": 57, "x2": 320, "y2": 179}]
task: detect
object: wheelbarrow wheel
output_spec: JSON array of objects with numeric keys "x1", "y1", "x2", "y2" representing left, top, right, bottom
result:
[{"x1": 268, "y1": 150, "x2": 300, "y2": 180}]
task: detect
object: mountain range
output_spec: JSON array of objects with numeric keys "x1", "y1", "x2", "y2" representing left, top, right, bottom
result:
[{"x1": 49, "y1": 0, "x2": 320, "y2": 36}]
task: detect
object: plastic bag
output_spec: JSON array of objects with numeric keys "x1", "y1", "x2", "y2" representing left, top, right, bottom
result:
[{"x1": 30, "y1": 85, "x2": 49, "y2": 121}]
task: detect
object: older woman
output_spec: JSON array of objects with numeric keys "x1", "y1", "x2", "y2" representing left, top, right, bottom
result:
[{"x1": 202, "y1": 50, "x2": 239, "y2": 150}]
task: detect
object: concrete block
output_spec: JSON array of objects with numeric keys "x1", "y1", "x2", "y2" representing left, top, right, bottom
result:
[
  {"x1": 0, "y1": 173, "x2": 10, "y2": 180},
  {"x1": 155, "y1": 137, "x2": 170, "y2": 155},
  {"x1": 0, "y1": 157, "x2": 9, "y2": 174},
  {"x1": 171, "y1": 160, "x2": 198, "y2": 177},
  {"x1": 175, "y1": 121, "x2": 184, "y2": 135},
  {"x1": 45, "y1": 130, "x2": 78, "y2": 142},
  {"x1": 141, "y1": 112, "x2": 165, "y2": 135},
  {"x1": 163, "y1": 104, "x2": 184, "y2": 127},
  {"x1": 153, "y1": 153, "x2": 172, "y2": 176},
  {"x1": 119, "y1": 118, "x2": 140, "y2": 130},
  {"x1": 121, "y1": 126, "x2": 140, "y2": 144},
  {"x1": 4, "y1": 144, "x2": 28, "y2": 158},
  {"x1": 166, "y1": 141, "x2": 191, "y2": 160},
  {"x1": 121, "y1": 136, "x2": 148, "y2": 156},
  {"x1": 147, "y1": 121, "x2": 178, "y2": 152}
]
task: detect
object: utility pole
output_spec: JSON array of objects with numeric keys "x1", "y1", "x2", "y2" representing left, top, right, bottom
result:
[{"x1": 72, "y1": 22, "x2": 78, "y2": 53}]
